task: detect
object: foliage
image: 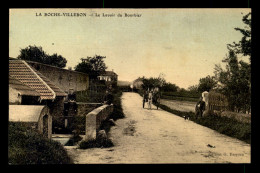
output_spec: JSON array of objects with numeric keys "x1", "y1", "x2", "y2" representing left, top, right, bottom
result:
[
  {"x1": 74, "y1": 55, "x2": 107, "y2": 79},
  {"x1": 8, "y1": 122, "x2": 72, "y2": 164},
  {"x1": 197, "y1": 75, "x2": 217, "y2": 93},
  {"x1": 227, "y1": 12, "x2": 251, "y2": 62},
  {"x1": 17, "y1": 45, "x2": 67, "y2": 68},
  {"x1": 161, "y1": 82, "x2": 179, "y2": 92},
  {"x1": 109, "y1": 88, "x2": 125, "y2": 120},
  {"x1": 141, "y1": 77, "x2": 164, "y2": 90},
  {"x1": 214, "y1": 49, "x2": 251, "y2": 113},
  {"x1": 78, "y1": 138, "x2": 113, "y2": 149},
  {"x1": 187, "y1": 85, "x2": 199, "y2": 93},
  {"x1": 213, "y1": 12, "x2": 251, "y2": 113}
]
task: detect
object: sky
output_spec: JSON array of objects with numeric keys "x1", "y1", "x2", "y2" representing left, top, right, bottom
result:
[{"x1": 9, "y1": 8, "x2": 251, "y2": 89}]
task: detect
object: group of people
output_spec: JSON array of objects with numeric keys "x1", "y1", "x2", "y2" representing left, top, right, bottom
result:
[{"x1": 143, "y1": 88, "x2": 160, "y2": 110}]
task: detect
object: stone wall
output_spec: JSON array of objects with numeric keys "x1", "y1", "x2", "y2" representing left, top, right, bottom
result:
[
  {"x1": 85, "y1": 104, "x2": 113, "y2": 141},
  {"x1": 27, "y1": 61, "x2": 89, "y2": 93},
  {"x1": 76, "y1": 102, "x2": 102, "y2": 117}
]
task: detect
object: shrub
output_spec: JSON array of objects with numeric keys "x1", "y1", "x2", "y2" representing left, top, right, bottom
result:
[
  {"x1": 8, "y1": 122, "x2": 72, "y2": 164},
  {"x1": 78, "y1": 138, "x2": 114, "y2": 149}
]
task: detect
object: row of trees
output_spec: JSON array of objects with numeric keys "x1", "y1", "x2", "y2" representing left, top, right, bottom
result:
[{"x1": 136, "y1": 73, "x2": 179, "y2": 93}]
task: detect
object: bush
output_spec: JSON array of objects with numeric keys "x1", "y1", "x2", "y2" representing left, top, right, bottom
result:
[
  {"x1": 64, "y1": 133, "x2": 83, "y2": 146},
  {"x1": 8, "y1": 122, "x2": 72, "y2": 164},
  {"x1": 78, "y1": 139, "x2": 114, "y2": 149}
]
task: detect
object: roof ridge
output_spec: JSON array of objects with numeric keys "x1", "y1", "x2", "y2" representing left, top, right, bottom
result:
[
  {"x1": 22, "y1": 61, "x2": 56, "y2": 100},
  {"x1": 34, "y1": 69, "x2": 67, "y2": 95}
]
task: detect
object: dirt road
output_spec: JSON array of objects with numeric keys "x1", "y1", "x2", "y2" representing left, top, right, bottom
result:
[{"x1": 65, "y1": 92, "x2": 250, "y2": 163}]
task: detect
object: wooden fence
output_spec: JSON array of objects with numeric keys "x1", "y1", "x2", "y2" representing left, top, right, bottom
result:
[{"x1": 208, "y1": 91, "x2": 229, "y2": 111}]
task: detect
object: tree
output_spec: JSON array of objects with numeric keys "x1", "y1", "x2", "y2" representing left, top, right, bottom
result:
[
  {"x1": 47, "y1": 53, "x2": 67, "y2": 68},
  {"x1": 74, "y1": 55, "x2": 107, "y2": 79},
  {"x1": 187, "y1": 85, "x2": 199, "y2": 93},
  {"x1": 17, "y1": 45, "x2": 47, "y2": 62},
  {"x1": 17, "y1": 45, "x2": 67, "y2": 68},
  {"x1": 141, "y1": 76, "x2": 165, "y2": 90},
  {"x1": 161, "y1": 82, "x2": 179, "y2": 92},
  {"x1": 214, "y1": 50, "x2": 250, "y2": 113},
  {"x1": 197, "y1": 75, "x2": 217, "y2": 93},
  {"x1": 213, "y1": 13, "x2": 251, "y2": 113},
  {"x1": 227, "y1": 12, "x2": 251, "y2": 62}
]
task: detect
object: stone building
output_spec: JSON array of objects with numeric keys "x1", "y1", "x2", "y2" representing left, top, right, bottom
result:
[
  {"x1": 9, "y1": 59, "x2": 67, "y2": 118},
  {"x1": 27, "y1": 61, "x2": 89, "y2": 93},
  {"x1": 9, "y1": 58, "x2": 91, "y2": 133},
  {"x1": 9, "y1": 76, "x2": 41, "y2": 105}
]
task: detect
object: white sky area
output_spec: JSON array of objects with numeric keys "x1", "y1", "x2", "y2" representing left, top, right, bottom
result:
[{"x1": 9, "y1": 8, "x2": 251, "y2": 89}]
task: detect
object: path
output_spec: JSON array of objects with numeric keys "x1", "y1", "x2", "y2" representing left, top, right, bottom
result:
[{"x1": 65, "y1": 92, "x2": 250, "y2": 163}]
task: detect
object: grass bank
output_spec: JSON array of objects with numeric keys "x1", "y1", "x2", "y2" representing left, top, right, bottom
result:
[
  {"x1": 8, "y1": 122, "x2": 72, "y2": 164},
  {"x1": 158, "y1": 104, "x2": 251, "y2": 144}
]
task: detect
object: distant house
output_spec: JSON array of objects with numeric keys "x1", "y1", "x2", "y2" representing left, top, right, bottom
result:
[{"x1": 97, "y1": 70, "x2": 118, "y2": 87}]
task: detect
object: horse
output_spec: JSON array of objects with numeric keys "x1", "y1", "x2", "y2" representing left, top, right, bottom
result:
[{"x1": 152, "y1": 88, "x2": 161, "y2": 110}]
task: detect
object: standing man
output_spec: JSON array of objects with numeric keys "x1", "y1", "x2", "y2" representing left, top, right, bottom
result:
[
  {"x1": 143, "y1": 89, "x2": 148, "y2": 108},
  {"x1": 195, "y1": 97, "x2": 205, "y2": 118},
  {"x1": 103, "y1": 89, "x2": 114, "y2": 105},
  {"x1": 148, "y1": 90, "x2": 153, "y2": 110}
]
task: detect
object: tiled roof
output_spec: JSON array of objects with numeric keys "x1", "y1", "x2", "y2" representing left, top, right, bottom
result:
[
  {"x1": 99, "y1": 71, "x2": 118, "y2": 76},
  {"x1": 9, "y1": 76, "x2": 40, "y2": 96},
  {"x1": 9, "y1": 60, "x2": 66, "y2": 100},
  {"x1": 34, "y1": 70, "x2": 67, "y2": 97}
]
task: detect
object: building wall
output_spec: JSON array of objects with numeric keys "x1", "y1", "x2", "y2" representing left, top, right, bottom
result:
[
  {"x1": 9, "y1": 87, "x2": 21, "y2": 104},
  {"x1": 44, "y1": 97, "x2": 65, "y2": 118},
  {"x1": 27, "y1": 62, "x2": 89, "y2": 93}
]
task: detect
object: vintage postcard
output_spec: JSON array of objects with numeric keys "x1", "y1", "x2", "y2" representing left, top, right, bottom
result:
[{"x1": 9, "y1": 8, "x2": 251, "y2": 164}]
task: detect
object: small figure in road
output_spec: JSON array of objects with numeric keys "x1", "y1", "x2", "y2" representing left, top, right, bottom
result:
[
  {"x1": 143, "y1": 89, "x2": 148, "y2": 108},
  {"x1": 148, "y1": 90, "x2": 153, "y2": 110},
  {"x1": 195, "y1": 97, "x2": 205, "y2": 118}
]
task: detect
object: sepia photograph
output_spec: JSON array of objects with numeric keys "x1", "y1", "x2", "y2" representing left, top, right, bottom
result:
[{"x1": 9, "y1": 8, "x2": 251, "y2": 164}]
